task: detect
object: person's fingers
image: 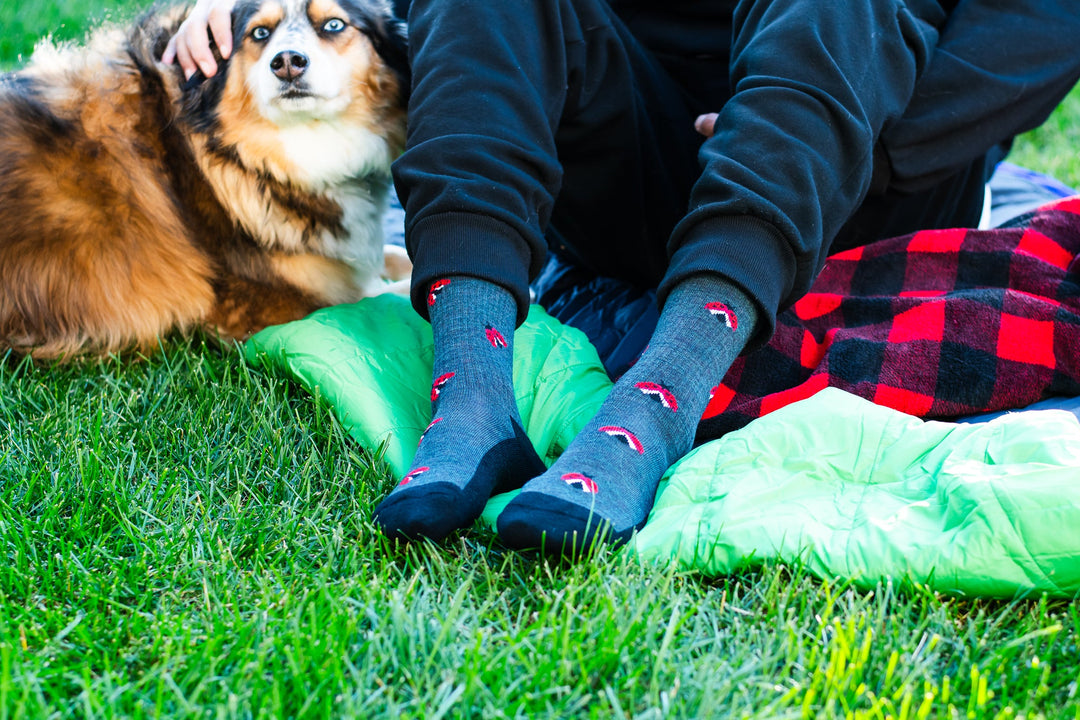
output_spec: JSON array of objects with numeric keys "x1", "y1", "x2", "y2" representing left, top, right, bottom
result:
[
  {"x1": 187, "y1": 20, "x2": 222, "y2": 78},
  {"x1": 161, "y1": 0, "x2": 238, "y2": 78},
  {"x1": 171, "y1": 26, "x2": 202, "y2": 79},
  {"x1": 161, "y1": 9, "x2": 212, "y2": 78},
  {"x1": 161, "y1": 33, "x2": 178, "y2": 65},
  {"x1": 207, "y1": 3, "x2": 234, "y2": 59},
  {"x1": 694, "y1": 113, "x2": 719, "y2": 138}
]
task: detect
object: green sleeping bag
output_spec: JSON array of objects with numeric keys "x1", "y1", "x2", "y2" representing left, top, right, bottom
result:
[
  {"x1": 246, "y1": 296, "x2": 1080, "y2": 598},
  {"x1": 635, "y1": 387, "x2": 1080, "y2": 598}
]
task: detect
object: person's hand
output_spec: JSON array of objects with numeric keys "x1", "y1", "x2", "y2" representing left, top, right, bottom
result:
[
  {"x1": 161, "y1": 0, "x2": 238, "y2": 79},
  {"x1": 694, "y1": 113, "x2": 719, "y2": 138}
]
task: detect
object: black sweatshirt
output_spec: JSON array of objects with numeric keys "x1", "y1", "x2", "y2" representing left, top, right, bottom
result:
[{"x1": 394, "y1": 0, "x2": 1080, "y2": 340}]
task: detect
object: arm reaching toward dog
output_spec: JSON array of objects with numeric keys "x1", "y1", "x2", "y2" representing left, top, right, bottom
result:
[{"x1": 162, "y1": 0, "x2": 238, "y2": 79}]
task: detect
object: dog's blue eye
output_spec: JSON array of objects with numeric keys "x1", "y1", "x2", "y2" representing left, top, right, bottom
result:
[
  {"x1": 322, "y1": 18, "x2": 346, "y2": 34},
  {"x1": 252, "y1": 26, "x2": 270, "y2": 41}
]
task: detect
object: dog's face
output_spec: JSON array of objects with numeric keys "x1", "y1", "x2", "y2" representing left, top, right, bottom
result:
[
  {"x1": 229, "y1": 0, "x2": 406, "y2": 125},
  {"x1": 178, "y1": 0, "x2": 408, "y2": 186}
]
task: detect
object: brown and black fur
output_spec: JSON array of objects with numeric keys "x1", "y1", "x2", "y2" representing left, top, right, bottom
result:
[{"x1": 0, "y1": 0, "x2": 409, "y2": 360}]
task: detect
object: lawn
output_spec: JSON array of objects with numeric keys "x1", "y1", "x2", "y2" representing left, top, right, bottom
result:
[{"x1": 2, "y1": 3, "x2": 1080, "y2": 718}]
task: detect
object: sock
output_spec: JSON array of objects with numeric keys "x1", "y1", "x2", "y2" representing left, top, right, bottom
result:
[
  {"x1": 373, "y1": 276, "x2": 546, "y2": 542},
  {"x1": 497, "y1": 274, "x2": 758, "y2": 555}
]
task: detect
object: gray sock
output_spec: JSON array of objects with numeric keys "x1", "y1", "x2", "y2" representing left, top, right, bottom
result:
[{"x1": 373, "y1": 276, "x2": 545, "y2": 542}]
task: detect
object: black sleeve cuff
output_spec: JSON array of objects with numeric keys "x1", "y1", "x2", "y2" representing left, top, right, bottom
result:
[{"x1": 408, "y1": 212, "x2": 536, "y2": 326}]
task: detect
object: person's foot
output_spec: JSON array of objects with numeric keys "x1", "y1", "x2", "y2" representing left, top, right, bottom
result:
[{"x1": 374, "y1": 277, "x2": 545, "y2": 542}]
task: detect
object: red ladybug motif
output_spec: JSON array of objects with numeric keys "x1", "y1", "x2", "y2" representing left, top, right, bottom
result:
[
  {"x1": 428, "y1": 279, "x2": 451, "y2": 306},
  {"x1": 635, "y1": 381, "x2": 678, "y2": 412},
  {"x1": 485, "y1": 325, "x2": 508, "y2": 348},
  {"x1": 431, "y1": 372, "x2": 455, "y2": 401},
  {"x1": 705, "y1": 301, "x2": 738, "y2": 330},
  {"x1": 561, "y1": 472, "x2": 599, "y2": 494},
  {"x1": 418, "y1": 417, "x2": 443, "y2": 444},
  {"x1": 400, "y1": 466, "x2": 430, "y2": 486},
  {"x1": 598, "y1": 425, "x2": 644, "y2": 454}
]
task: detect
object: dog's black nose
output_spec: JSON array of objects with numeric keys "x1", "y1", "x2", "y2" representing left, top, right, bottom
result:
[{"x1": 270, "y1": 51, "x2": 309, "y2": 81}]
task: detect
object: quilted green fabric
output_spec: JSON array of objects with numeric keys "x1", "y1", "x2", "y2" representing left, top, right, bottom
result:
[
  {"x1": 634, "y1": 387, "x2": 1080, "y2": 597},
  {"x1": 246, "y1": 297, "x2": 1080, "y2": 598}
]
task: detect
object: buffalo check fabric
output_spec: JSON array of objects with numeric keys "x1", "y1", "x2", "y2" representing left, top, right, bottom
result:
[{"x1": 698, "y1": 197, "x2": 1080, "y2": 440}]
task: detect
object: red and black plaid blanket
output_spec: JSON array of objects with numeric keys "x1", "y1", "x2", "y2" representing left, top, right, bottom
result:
[{"x1": 699, "y1": 196, "x2": 1080, "y2": 439}]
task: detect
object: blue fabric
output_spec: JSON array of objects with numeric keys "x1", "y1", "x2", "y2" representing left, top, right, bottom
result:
[
  {"x1": 956, "y1": 395, "x2": 1080, "y2": 425},
  {"x1": 532, "y1": 255, "x2": 659, "y2": 379},
  {"x1": 989, "y1": 161, "x2": 1077, "y2": 227}
]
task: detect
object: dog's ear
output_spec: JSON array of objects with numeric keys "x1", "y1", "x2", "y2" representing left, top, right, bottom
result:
[
  {"x1": 178, "y1": 64, "x2": 227, "y2": 133},
  {"x1": 177, "y1": 42, "x2": 231, "y2": 135},
  {"x1": 389, "y1": 0, "x2": 409, "y2": 21},
  {"x1": 341, "y1": 0, "x2": 410, "y2": 105},
  {"x1": 375, "y1": 16, "x2": 410, "y2": 105},
  {"x1": 122, "y1": 4, "x2": 227, "y2": 133}
]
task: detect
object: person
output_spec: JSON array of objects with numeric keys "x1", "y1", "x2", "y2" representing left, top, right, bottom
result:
[{"x1": 166, "y1": 0, "x2": 1080, "y2": 555}]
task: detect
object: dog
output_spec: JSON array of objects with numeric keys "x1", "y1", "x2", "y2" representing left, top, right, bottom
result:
[{"x1": 0, "y1": 0, "x2": 411, "y2": 360}]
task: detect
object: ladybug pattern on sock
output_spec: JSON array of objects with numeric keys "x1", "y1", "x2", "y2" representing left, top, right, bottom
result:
[
  {"x1": 562, "y1": 472, "x2": 599, "y2": 494},
  {"x1": 428, "y1": 279, "x2": 451, "y2": 307},
  {"x1": 399, "y1": 466, "x2": 430, "y2": 486},
  {"x1": 705, "y1": 302, "x2": 738, "y2": 330},
  {"x1": 635, "y1": 381, "x2": 678, "y2": 412},
  {"x1": 598, "y1": 425, "x2": 644, "y2": 454},
  {"x1": 418, "y1": 417, "x2": 443, "y2": 445},
  {"x1": 431, "y1": 372, "x2": 455, "y2": 401},
  {"x1": 485, "y1": 325, "x2": 508, "y2": 349}
]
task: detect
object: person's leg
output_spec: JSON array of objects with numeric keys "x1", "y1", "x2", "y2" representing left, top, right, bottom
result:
[
  {"x1": 498, "y1": 273, "x2": 760, "y2": 553},
  {"x1": 372, "y1": 276, "x2": 546, "y2": 541},
  {"x1": 377, "y1": 0, "x2": 700, "y2": 541}
]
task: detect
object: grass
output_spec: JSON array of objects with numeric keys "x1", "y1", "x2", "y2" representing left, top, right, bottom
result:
[
  {"x1": 2, "y1": 4, "x2": 1080, "y2": 718},
  {"x1": 1006, "y1": 85, "x2": 1080, "y2": 190},
  {"x1": 0, "y1": 2, "x2": 146, "y2": 68}
]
